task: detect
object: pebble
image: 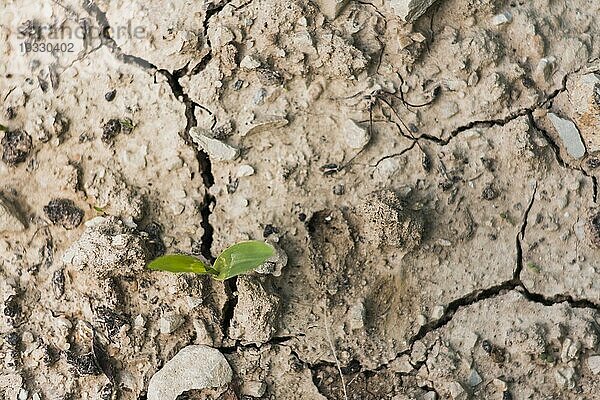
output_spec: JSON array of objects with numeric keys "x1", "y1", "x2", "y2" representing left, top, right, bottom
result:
[
  {"x1": 432, "y1": 305, "x2": 445, "y2": 319},
  {"x1": 160, "y1": 313, "x2": 184, "y2": 334},
  {"x1": 189, "y1": 127, "x2": 239, "y2": 161},
  {"x1": 587, "y1": 355, "x2": 600, "y2": 374},
  {"x1": 468, "y1": 369, "x2": 482, "y2": 387},
  {"x1": 492, "y1": 11, "x2": 513, "y2": 26},
  {"x1": 147, "y1": 345, "x2": 232, "y2": 400},
  {"x1": 548, "y1": 113, "x2": 586, "y2": 159},
  {"x1": 236, "y1": 164, "x2": 255, "y2": 177},
  {"x1": 534, "y1": 57, "x2": 556, "y2": 83},
  {"x1": 240, "y1": 55, "x2": 261, "y2": 70},
  {"x1": 343, "y1": 119, "x2": 370, "y2": 149}
]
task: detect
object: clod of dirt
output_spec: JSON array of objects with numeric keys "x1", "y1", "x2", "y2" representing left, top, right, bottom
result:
[
  {"x1": 66, "y1": 352, "x2": 102, "y2": 376},
  {"x1": 228, "y1": 276, "x2": 280, "y2": 345},
  {"x1": 43, "y1": 199, "x2": 84, "y2": 229},
  {"x1": 0, "y1": 196, "x2": 25, "y2": 232},
  {"x1": 189, "y1": 127, "x2": 239, "y2": 161},
  {"x1": 1, "y1": 129, "x2": 32, "y2": 166},
  {"x1": 62, "y1": 216, "x2": 150, "y2": 277},
  {"x1": 357, "y1": 190, "x2": 424, "y2": 250},
  {"x1": 585, "y1": 209, "x2": 600, "y2": 248},
  {"x1": 146, "y1": 345, "x2": 232, "y2": 400},
  {"x1": 390, "y1": 0, "x2": 440, "y2": 22},
  {"x1": 101, "y1": 119, "x2": 122, "y2": 143},
  {"x1": 344, "y1": 119, "x2": 370, "y2": 150},
  {"x1": 85, "y1": 169, "x2": 145, "y2": 223},
  {"x1": 548, "y1": 113, "x2": 586, "y2": 159}
]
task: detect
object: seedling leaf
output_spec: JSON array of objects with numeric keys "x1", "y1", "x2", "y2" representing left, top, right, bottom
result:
[
  {"x1": 148, "y1": 254, "x2": 211, "y2": 275},
  {"x1": 213, "y1": 240, "x2": 274, "y2": 280}
]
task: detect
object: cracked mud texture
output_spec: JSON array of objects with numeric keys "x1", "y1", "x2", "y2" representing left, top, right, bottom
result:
[{"x1": 2, "y1": 0, "x2": 600, "y2": 399}]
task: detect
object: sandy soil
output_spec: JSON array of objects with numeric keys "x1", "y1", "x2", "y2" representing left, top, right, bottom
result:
[{"x1": 1, "y1": 0, "x2": 600, "y2": 399}]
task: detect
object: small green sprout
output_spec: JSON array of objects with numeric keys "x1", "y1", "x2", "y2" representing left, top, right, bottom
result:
[
  {"x1": 147, "y1": 240, "x2": 274, "y2": 281},
  {"x1": 0, "y1": 124, "x2": 8, "y2": 131}
]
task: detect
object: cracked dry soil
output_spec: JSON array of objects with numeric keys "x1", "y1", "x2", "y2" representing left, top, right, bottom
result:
[{"x1": 2, "y1": 0, "x2": 600, "y2": 399}]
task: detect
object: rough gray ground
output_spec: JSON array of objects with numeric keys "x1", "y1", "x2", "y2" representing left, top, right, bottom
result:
[{"x1": 1, "y1": 0, "x2": 600, "y2": 399}]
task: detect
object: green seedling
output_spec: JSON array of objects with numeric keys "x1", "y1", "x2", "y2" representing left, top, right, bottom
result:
[{"x1": 147, "y1": 240, "x2": 274, "y2": 281}]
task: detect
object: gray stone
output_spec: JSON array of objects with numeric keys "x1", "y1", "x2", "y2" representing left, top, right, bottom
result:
[
  {"x1": 343, "y1": 119, "x2": 370, "y2": 150},
  {"x1": 160, "y1": 313, "x2": 185, "y2": 334},
  {"x1": 467, "y1": 369, "x2": 482, "y2": 387},
  {"x1": 190, "y1": 127, "x2": 239, "y2": 161},
  {"x1": 587, "y1": 355, "x2": 600, "y2": 374},
  {"x1": 147, "y1": 345, "x2": 232, "y2": 400},
  {"x1": 389, "y1": 0, "x2": 440, "y2": 22},
  {"x1": 548, "y1": 113, "x2": 586, "y2": 159}
]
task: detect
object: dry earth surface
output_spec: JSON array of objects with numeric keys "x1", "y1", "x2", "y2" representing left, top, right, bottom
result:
[{"x1": 1, "y1": 0, "x2": 600, "y2": 399}]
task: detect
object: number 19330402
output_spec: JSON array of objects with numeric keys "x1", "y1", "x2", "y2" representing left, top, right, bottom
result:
[{"x1": 20, "y1": 42, "x2": 75, "y2": 53}]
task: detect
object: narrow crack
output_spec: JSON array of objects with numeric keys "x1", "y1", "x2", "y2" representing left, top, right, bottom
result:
[{"x1": 82, "y1": 0, "x2": 156, "y2": 71}]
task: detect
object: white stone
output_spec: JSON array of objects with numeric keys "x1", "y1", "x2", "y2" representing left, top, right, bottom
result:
[
  {"x1": 492, "y1": 11, "x2": 513, "y2": 26},
  {"x1": 534, "y1": 57, "x2": 556, "y2": 83},
  {"x1": 432, "y1": 305, "x2": 445, "y2": 319},
  {"x1": 240, "y1": 55, "x2": 261, "y2": 69},
  {"x1": 389, "y1": 0, "x2": 440, "y2": 22},
  {"x1": 343, "y1": 119, "x2": 370, "y2": 149},
  {"x1": 548, "y1": 113, "x2": 586, "y2": 159},
  {"x1": 160, "y1": 313, "x2": 184, "y2": 334},
  {"x1": 190, "y1": 127, "x2": 239, "y2": 161},
  {"x1": 236, "y1": 165, "x2": 255, "y2": 177},
  {"x1": 147, "y1": 345, "x2": 232, "y2": 400},
  {"x1": 587, "y1": 355, "x2": 600, "y2": 374}
]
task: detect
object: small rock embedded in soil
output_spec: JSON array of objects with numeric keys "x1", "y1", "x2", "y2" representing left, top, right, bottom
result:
[
  {"x1": 228, "y1": 276, "x2": 280, "y2": 344},
  {"x1": 43, "y1": 199, "x2": 84, "y2": 229},
  {"x1": 104, "y1": 90, "x2": 116, "y2": 102},
  {"x1": 159, "y1": 312, "x2": 184, "y2": 334},
  {"x1": 587, "y1": 355, "x2": 600, "y2": 374},
  {"x1": 548, "y1": 113, "x2": 586, "y2": 159},
  {"x1": 357, "y1": 190, "x2": 424, "y2": 250},
  {"x1": 0, "y1": 196, "x2": 25, "y2": 232},
  {"x1": 2, "y1": 129, "x2": 32, "y2": 166},
  {"x1": 492, "y1": 11, "x2": 513, "y2": 26},
  {"x1": 343, "y1": 119, "x2": 370, "y2": 150},
  {"x1": 389, "y1": 0, "x2": 440, "y2": 22},
  {"x1": 146, "y1": 345, "x2": 232, "y2": 400},
  {"x1": 189, "y1": 127, "x2": 239, "y2": 161}
]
